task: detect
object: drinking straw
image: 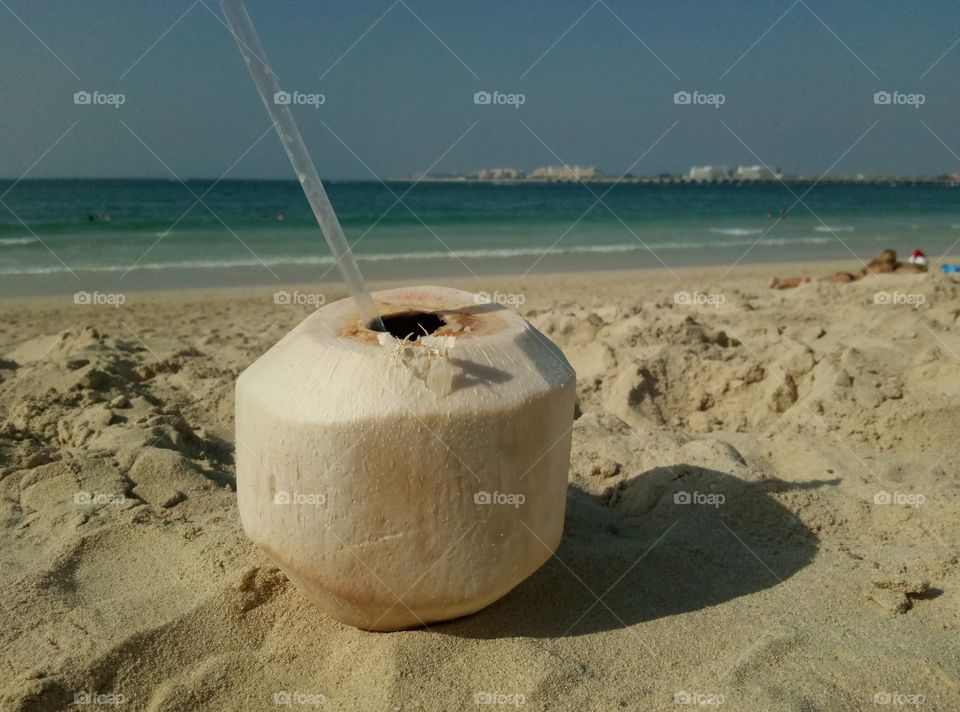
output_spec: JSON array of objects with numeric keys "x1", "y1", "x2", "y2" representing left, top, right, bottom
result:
[{"x1": 220, "y1": 0, "x2": 385, "y2": 331}]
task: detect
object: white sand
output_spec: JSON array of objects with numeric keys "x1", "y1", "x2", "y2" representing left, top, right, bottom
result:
[{"x1": 1, "y1": 264, "x2": 958, "y2": 710}]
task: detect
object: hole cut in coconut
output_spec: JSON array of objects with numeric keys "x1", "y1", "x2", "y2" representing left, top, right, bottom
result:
[{"x1": 376, "y1": 311, "x2": 446, "y2": 341}]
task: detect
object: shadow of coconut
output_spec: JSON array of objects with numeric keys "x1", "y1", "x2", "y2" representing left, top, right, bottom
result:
[{"x1": 439, "y1": 466, "x2": 831, "y2": 639}]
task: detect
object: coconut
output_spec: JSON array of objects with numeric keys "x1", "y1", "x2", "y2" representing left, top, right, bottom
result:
[{"x1": 235, "y1": 285, "x2": 576, "y2": 630}]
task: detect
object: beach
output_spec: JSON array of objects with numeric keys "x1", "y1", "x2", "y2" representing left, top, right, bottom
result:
[{"x1": 1, "y1": 262, "x2": 958, "y2": 711}]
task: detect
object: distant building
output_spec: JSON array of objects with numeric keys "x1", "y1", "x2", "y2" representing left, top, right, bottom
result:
[
  {"x1": 736, "y1": 164, "x2": 780, "y2": 181},
  {"x1": 530, "y1": 165, "x2": 599, "y2": 181},
  {"x1": 688, "y1": 165, "x2": 731, "y2": 181},
  {"x1": 475, "y1": 167, "x2": 526, "y2": 180}
]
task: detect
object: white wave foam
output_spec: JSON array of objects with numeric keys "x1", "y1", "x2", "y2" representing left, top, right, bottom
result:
[
  {"x1": 0, "y1": 237, "x2": 36, "y2": 246},
  {"x1": 0, "y1": 246, "x2": 639, "y2": 275},
  {"x1": 709, "y1": 228, "x2": 764, "y2": 236},
  {"x1": 814, "y1": 225, "x2": 854, "y2": 232},
  {"x1": 0, "y1": 236, "x2": 839, "y2": 276}
]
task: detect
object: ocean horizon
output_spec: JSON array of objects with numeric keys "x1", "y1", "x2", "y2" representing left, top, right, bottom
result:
[{"x1": 2, "y1": 178, "x2": 959, "y2": 295}]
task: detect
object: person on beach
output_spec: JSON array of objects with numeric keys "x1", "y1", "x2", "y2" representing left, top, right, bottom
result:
[
  {"x1": 908, "y1": 249, "x2": 928, "y2": 267},
  {"x1": 770, "y1": 248, "x2": 927, "y2": 289},
  {"x1": 851, "y1": 248, "x2": 899, "y2": 279}
]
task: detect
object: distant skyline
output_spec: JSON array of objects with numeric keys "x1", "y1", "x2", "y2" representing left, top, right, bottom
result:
[{"x1": 2, "y1": 1, "x2": 959, "y2": 181}]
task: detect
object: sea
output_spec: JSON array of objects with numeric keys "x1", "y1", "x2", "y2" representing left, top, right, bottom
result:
[{"x1": 1, "y1": 179, "x2": 959, "y2": 296}]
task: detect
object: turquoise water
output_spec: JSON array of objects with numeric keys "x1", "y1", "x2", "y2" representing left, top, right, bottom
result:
[{"x1": 2, "y1": 179, "x2": 959, "y2": 294}]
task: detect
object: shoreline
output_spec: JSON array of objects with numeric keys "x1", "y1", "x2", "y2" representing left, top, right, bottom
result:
[{"x1": 3, "y1": 253, "x2": 957, "y2": 302}]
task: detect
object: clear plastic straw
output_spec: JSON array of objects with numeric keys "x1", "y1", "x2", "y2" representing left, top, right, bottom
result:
[{"x1": 220, "y1": 0, "x2": 384, "y2": 331}]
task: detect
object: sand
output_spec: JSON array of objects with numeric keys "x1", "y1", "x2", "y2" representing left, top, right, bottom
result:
[{"x1": 1, "y1": 263, "x2": 958, "y2": 711}]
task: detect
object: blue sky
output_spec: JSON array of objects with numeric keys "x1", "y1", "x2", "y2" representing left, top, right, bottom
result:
[{"x1": 1, "y1": 0, "x2": 959, "y2": 179}]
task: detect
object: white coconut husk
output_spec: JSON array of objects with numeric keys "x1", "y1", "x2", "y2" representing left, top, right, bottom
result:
[{"x1": 236, "y1": 285, "x2": 576, "y2": 630}]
